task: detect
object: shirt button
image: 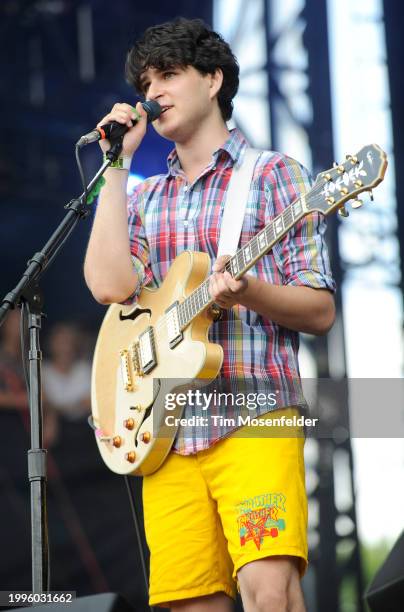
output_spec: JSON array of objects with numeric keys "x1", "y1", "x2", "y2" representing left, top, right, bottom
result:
[
  {"x1": 184, "y1": 185, "x2": 188, "y2": 193},
  {"x1": 183, "y1": 220, "x2": 188, "y2": 227}
]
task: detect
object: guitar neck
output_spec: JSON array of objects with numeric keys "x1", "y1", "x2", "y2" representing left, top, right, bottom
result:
[{"x1": 178, "y1": 194, "x2": 307, "y2": 330}]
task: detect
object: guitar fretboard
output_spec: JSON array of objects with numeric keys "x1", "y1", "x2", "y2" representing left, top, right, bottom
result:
[{"x1": 177, "y1": 196, "x2": 306, "y2": 329}]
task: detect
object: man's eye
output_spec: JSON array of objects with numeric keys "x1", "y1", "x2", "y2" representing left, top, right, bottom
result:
[{"x1": 163, "y1": 71, "x2": 175, "y2": 79}]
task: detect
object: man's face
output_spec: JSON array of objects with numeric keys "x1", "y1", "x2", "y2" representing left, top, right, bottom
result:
[{"x1": 139, "y1": 65, "x2": 221, "y2": 142}]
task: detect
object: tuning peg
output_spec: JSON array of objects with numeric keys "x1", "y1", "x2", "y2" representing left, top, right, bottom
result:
[
  {"x1": 351, "y1": 199, "x2": 363, "y2": 209},
  {"x1": 338, "y1": 207, "x2": 349, "y2": 218},
  {"x1": 369, "y1": 190, "x2": 374, "y2": 201},
  {"x1": 344, "y1": 155, "x2": 358, "y2": 165}
]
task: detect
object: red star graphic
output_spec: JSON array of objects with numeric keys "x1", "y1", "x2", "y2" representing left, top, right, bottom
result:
[{"x1": 243, "y1": 516, "x2": 274, "y2": 550}]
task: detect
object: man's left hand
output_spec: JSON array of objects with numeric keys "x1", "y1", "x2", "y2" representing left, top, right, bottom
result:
[{"x1": 209, "y1": 255, "x2": 249, "y2": 309}]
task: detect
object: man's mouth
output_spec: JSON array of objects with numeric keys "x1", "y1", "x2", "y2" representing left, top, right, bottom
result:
[{"x1": 160, "y1": 105, "x2": 172, "y2": 115}]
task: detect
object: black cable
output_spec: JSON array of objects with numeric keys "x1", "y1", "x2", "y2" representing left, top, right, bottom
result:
[
  {"x1": 20, "y1": 302, "x2": 30, "y2": 393},
  {"x1": 124, "y1": 476, "x2": 155, "y2": 612},
  {"x1": 75, "y1": 144, "x2": 88, "y2": 205},
  {"x1": 19, "y1": 301, "x2": 51, "y2": 591},
  {"x1": 19, "y1": 205, "x2": 80, "y2": 383},
  {"x1": 79, "y1": 135, "x2": 152, "y2": 607},
  {"x1": 43, "y1": 215, "x2": 81, "y2": 270}
]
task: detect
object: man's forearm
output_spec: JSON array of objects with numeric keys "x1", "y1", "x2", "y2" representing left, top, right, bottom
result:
[
  {"x1": 84, "y1": 168, "x2": 139, "y2": 304},
  {"x1": 239, "y1": 275, "x2": 335, "y2": 335}
]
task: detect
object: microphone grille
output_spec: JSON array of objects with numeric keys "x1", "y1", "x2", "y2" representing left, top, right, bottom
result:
[{"x1": 142, "y1": 100, "x2": 162, "y2": 122}]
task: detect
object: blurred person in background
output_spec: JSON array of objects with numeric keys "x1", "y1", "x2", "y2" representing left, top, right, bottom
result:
[
  {"x1": 0, "y1": 308, "x2": 29, "y2": 414},
  {"x1": 42, "y1": 322, "x2": 92, "y2": 429},
  {"x1": 0, "y1": 307, "x2": 57, "y2": 447},
  {"x1": 0, "y1": 308, "x2": 31, "y2": 501}
]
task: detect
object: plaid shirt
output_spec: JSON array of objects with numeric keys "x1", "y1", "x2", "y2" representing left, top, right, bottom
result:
[{"x1": 127, "y1": 129, "x2": 335, "y2": 454}]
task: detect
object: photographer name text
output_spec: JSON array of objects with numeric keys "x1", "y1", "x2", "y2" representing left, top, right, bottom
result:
[{"x1": 164, "y1": 414, "x2": 318, "y2": 427}]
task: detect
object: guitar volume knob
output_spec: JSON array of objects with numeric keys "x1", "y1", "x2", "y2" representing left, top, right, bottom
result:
[
  {"x1": 113, "y1": 436, "x2": 122, "y2": 448},
  {"x1": 141, "y1": 431, "x2": 151, "y2": 444},
  {"x1": 124, "y1": 418, "x2": 135, "y2": 430},
  {"x1": 125, "y1": 451, "x2": 136, "y2": 463}
]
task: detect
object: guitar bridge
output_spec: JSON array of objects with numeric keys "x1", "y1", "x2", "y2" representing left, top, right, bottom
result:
[
  {"x1": 165, "y1": 301, "x2": 183, "y2": 349},
  {"x1": 119, "y1": 349, "x2": 134, "y2": 391},
  {"x1": 131, "y1": 341, "x2": 142, "y2": 376}
]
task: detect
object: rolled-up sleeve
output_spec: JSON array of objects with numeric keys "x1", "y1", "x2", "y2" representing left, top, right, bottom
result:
[
  {"x1": 122, "y1": 184, "x2": 154, "y2": 304},
  {"x1": 266, "y1": 156, "x2": 336, "y2": 293}
]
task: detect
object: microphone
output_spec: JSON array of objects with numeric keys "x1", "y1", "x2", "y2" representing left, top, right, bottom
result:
[{"x1": 76, "y1": 100, "x2": 162, "y2": 147}]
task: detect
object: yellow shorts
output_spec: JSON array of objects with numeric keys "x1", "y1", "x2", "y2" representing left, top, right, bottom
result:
[{"x1": 143, "y1": 408, "x2": 308, "y2": 608}]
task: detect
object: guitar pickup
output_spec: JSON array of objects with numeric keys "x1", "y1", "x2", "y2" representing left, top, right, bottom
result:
[
  {"x1": 165, "y1": 301, "x2": 183, "y2": 349},
  {"x1": 138, "y1": 326, "x2": 157, "y2": 374}
]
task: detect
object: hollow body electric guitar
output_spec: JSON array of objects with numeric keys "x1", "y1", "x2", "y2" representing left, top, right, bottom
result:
[{"x1": 91, "y1": 145, "x2": 387, "y2": 476}]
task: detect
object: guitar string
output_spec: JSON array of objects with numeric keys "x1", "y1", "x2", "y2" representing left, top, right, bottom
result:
[
  {"x1": 131, "y1": 171, "x2": 370, "y2": 344},
  {"x1": 143, "y1": 180, "x2": 366, "y2": 340},
  {"x1": 134, "y1": 198, "x2": 310, "y2": 340}
]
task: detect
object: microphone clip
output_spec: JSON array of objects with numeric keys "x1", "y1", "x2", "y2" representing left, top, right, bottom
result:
[{"x1": 104, "y1": 139, "x2": 124, "y2": 161}]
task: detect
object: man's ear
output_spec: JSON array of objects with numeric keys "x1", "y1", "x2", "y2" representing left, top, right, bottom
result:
[{"x1": 209, "y1": 68, "x2": 224, "y2": 99}]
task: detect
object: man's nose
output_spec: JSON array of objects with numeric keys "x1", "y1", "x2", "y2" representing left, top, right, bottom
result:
[{"x1": 147, "y1": 79, "x2": 163, "y2": 101}]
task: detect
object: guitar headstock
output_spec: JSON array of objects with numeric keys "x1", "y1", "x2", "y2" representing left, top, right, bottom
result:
[{"x1": 308, "y1": 144, "x2": 387, "y2": 217}]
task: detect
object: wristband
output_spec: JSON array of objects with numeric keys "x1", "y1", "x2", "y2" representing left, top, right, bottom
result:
[
  {"x1": 104, "y1": 154, "x2": 132, "y2": 170},
  {"x1": 131, "y1": 106, "x2": 141, "y2": 121}
]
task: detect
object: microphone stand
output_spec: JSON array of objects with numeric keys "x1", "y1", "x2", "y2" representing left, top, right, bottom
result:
[{"x1": 0, "y1": 140, "x2": 123, "y2": 594}]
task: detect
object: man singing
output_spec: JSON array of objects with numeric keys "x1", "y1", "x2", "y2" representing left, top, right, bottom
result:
[{"x1": 84, "y1": 17, "x2": 335, "y2": 611}]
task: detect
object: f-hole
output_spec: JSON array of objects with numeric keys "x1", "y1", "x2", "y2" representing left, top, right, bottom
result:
[
  {"x1": 131, "y1": 379, "x2": 160, "y2": 447},
  {"x1": 119, "y1": 307, "x2": 151, "y2": 322}
]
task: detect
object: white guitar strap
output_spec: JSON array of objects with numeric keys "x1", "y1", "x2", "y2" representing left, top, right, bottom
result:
[{"x1": 217, "y1": 147, "x2": 262, "y2": 258}]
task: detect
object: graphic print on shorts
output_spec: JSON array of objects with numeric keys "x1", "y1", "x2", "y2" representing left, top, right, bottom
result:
[{"x1": 236, "y1": 492, "x2": 286, "y2": 550}]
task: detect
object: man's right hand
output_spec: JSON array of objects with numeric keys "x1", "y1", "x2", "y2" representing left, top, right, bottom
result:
[{"x1": 97, "y1": 101, "x2": 148, "y2": 157}]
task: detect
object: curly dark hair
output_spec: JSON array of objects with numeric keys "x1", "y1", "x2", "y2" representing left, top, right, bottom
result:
[{"x1": 125, "y1": 18, "x2": 239, "y2": 121}]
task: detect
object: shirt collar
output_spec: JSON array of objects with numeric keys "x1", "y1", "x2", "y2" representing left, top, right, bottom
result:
[{"x1": 166, "y1": 128, "x2": 249, "y2": 177}]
